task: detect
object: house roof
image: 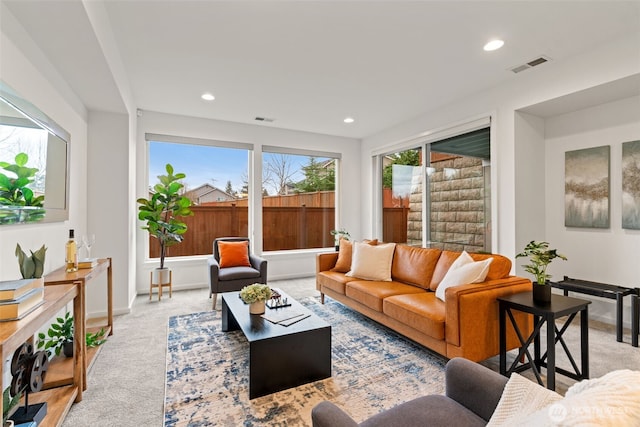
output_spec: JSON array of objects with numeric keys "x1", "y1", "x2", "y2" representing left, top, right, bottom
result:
[{"x1": 3, "y1": 1, "x2": 639, "y2": 139}]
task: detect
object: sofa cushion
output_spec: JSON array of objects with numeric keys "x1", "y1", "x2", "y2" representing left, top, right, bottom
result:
[
  {"x1": 383, "y1": 292, "x2": 446, "y2": 340},
  {"x1": 346, "y1": 242, "x2": 396, "y2": 281},
  {"x1": 435, "y1": 258, "x2": 493, "y2": 301},
  {"x1": 345, "y1": 281, "x2": 424, "y2": 312},
  {"x1": 317, "y1": 271, "x2": 359, "y2": 295},
  {"x1": 391, "y1": 245, "x2": 442, "y2": 289},
  {"x1": 430, "y1": 250, "x2": 512, "y2": 291},
  {"x1": 332, "y1": 239, "x2": 378, "y2": 273}
]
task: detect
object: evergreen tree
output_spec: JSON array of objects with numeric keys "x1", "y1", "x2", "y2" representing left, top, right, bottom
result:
[
  {"x1": 295, "y1": 158, "x2": 335, "y2": 192},
  {"x1": 224, "y1": 180, "x2": 234, "y2": 196}
]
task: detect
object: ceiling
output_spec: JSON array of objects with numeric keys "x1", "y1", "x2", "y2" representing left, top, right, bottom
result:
[{"x1": 3, "y1": 1, "x2": 640, "y2": 139}]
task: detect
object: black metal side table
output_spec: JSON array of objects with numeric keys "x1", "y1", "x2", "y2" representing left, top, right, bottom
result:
[{"x1": 498, "y1": 292, "x2": 591, "y2": 390}]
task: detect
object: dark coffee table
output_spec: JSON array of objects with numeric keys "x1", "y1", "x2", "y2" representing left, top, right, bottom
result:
[{"x1": 221, "y1": 288, "x2": 331, "y2": 399}]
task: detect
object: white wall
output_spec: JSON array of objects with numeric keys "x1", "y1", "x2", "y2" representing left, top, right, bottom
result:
[
  {"x1": 86, "y1": 111, "x2": 133, "y2": 317},
  {"x1": 136, "y1": 111, "x2": 361, "y2": 294},
  {"x1": 362, "y1": 34, "x2": 640, "y2": 262},
  {"x1": 0, "y1": 6, "x2": 88, "y2": 283},
  {"x1": 543, "y1": 95, "x2": 640, "y2": 325},
  {"x1": 361, "y1": 34, "x2": 639, "y2": 327}
]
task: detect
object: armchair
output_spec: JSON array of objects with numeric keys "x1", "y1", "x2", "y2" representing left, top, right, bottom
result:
[{"x1": 208, "y1": 237, "x2": 267, "y2": 309}]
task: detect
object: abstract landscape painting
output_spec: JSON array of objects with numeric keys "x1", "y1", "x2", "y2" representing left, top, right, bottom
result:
[
  {"x1": 565, "y1": 146, "x2": 610, "y2": 228},
  {"x1": 622, "y1": 140, "x2": 640, "y2": 229}
]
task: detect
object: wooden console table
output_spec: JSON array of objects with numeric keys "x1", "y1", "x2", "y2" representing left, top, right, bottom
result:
[
  {"x1": 0, "y1": 284, "x2": 83, "y2": 427},
  {"x1": 43, "y1": 258, "x2": 113, "y2": 390}
]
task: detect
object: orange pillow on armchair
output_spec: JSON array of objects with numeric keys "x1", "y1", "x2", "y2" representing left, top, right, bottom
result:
[{"x1": 218, "y1": 241, "x2": 251, "y2": 268}]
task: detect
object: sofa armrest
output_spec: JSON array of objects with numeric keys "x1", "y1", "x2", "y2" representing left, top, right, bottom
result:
[
  {"x1": 445, "y1": 358, "x2": 508, "y2": 422},
  {"x1": 311, "y1": 401, "x2": 359, "y2": 427},
  {"x1": 317, "y1": 252, "x2": 339, "y2": 273},
  {"x1": 444, "y1": 276, "x2": 533, "y2": 360}
]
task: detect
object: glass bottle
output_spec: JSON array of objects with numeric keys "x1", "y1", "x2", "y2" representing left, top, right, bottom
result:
[{"x1": 65, "y1": 229, "x2": 78, "y2": 272}]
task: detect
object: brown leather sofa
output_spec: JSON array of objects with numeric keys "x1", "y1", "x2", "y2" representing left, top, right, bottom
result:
[{"x1": 316, "y1": 244, "x2": 532, "y2": 362}]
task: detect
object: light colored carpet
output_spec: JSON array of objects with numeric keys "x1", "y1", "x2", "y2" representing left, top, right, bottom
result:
[
  {"x1": 61, "y1": 277, "x2": 640, "y2": 427},
  {"x1": 164, "y1": 298, "x2": 446, "y2": 426}
]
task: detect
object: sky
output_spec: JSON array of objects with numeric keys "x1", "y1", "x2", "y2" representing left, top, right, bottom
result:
[{"x1": 149, "y1": 141, "x2": 326, "y2": 195}]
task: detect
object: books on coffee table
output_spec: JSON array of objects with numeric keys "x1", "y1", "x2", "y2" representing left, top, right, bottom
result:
[{"x1": 261, "y1": 310, "x2": 310, "y2": 326}]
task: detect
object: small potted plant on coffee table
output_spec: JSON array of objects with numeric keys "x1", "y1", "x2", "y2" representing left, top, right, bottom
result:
[
  {"x1": 239, "y1": 284, "x2": 272, "y2": 315},
  {"x1": 516, "y1": 240, "x2": 567, "y2": 303}
]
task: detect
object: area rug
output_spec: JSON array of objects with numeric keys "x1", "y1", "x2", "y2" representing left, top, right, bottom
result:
[{"x1": 164, "y1": 298, "x2": 446, "y2": 426}]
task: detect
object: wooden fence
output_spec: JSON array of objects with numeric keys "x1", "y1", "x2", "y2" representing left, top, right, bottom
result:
[{"x1": 149, "y1": 205, "x2": 410, "y2": 257}]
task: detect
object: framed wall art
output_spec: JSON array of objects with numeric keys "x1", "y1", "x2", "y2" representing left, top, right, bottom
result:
[
  {"x1": 622, "y1": 140, "x2": 640, "y2": 230},
  {"x1": 565, "y1": 145, "x2": 610, "y2": 228}
]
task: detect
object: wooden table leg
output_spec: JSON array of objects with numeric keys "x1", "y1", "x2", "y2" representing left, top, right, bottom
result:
[
  {"x1": 73, "y1": 282, "x2": 87, "y2": 403},
  {"x1": 107, "y1": 257, "x2": 113, "y2": 336}
]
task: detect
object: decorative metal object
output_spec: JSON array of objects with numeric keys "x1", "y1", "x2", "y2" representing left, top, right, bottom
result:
[{"x1": 9, "y1": 342, "x2": 49, "y2": 425}]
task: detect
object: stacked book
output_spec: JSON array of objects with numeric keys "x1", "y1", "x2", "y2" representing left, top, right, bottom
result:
[
  {"x1": 0, "y1": 278, "x2": 45, "y2": 321},
  {"x1": 78, "y1": 258, "x2": 98, "y2": 269}
]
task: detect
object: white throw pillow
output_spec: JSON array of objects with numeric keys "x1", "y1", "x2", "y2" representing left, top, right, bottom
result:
[
  {"x1": 449, "y1": 250, "x2": 474, "y2": 270},
  {"x1": 435, "y1": 256, "x2": 493, "y2": 301},
  {"x1": 494, "y1": 369, "x2": 640, "y2": 426},
  {"x1": 346, "y1": 242, "x2": 396, "y2": 281},
  {"x1": 486, "y1": 373, "x2": 562, "y2": 427}
]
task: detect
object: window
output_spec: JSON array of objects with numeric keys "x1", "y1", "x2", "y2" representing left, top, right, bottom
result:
[
  {"x1": 377, "y1": 126, "x2": 491, "y2": 252},
  {"x1": 146, "y1": 135, "x2": 251, "y2": 258},
  {"x1": 262, "y1": 147, "x2": 339, "y2": 251},
  {"x1": 381, "y1": 148, "x2": 423, "y2": 245}
]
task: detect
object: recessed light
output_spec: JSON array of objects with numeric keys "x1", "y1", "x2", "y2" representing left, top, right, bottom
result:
[
  {"x1": 201, "y1": 92, "x2": 215, "y2": 101},
  {"x1": 343, "y1": 117, "x2": 355, "y2": 124},
  {"x1": 483, "y1": 39, "x2": 504, "y2": 51}
]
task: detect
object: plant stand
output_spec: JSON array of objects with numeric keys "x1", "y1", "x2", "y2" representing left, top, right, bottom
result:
[{"x1": 149, "y1": 270, "x2": 172, "y2": 301}]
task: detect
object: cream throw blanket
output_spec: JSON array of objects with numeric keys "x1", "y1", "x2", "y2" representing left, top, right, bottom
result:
[{"x1": 488, "y1": 370, "x2": 640, "y2": 426}]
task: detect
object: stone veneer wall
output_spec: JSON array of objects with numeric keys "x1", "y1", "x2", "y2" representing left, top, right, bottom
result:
[{"x1": 407, "y1": 156, "x2": 487, "y2": 252}]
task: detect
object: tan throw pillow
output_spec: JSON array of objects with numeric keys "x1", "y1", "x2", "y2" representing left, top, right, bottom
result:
[
  {"x1": 332, "y1": 239, "x2": 378, "y2": 273},
  {"x1": 346, "y1": 242, "x2": 396, "y2": 281},
  {"x1": 435, "y1": 256, "x2": 493, "y2": 301}
]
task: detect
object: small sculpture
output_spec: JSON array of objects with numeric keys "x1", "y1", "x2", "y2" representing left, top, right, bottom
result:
[{"x1": 9, "y1": 342, "x2": 49, "y2": 425}]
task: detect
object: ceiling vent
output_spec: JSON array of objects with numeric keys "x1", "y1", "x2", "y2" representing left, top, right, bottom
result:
[
  {"x1": 510, "y1": 55, "x2": 551, "y2": 74},
  {"x1": 255, "y1": 116, "x2": 275, "y2": 122}
]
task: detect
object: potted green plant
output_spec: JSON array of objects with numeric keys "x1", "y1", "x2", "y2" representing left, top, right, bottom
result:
[
  {"x1": 3, "y1": 386, "x2": 21, "y2": 427},
  {"x1": 516, "y1": 240, "x2": 568, "y2": 303},
  {"x1": 239, "y1": 284, "x2": 272, "y2": 315},
  {"x1": 37, "y1": 311, "x2": 74, "y2": 357},
  {"x1": 137, "y1": 164, "x2": 193, "y2": 286},
  {"x1": 330, "y1": 228, "x2": 350, "y2": 251}
]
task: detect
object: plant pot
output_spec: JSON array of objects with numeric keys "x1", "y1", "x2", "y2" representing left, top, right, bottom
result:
[
  {"x1": 152, "y1": 267, "x2": 171, "y2": 285},
  {"x1": 532, "y1": 282, "x2": 552, "y2": 304},
  {"x1": 249, "y1": 300, "x2": 266, "y2": 315},
  {"x1": 63, "y1": 339, "x2": 74, "y2": 357}
]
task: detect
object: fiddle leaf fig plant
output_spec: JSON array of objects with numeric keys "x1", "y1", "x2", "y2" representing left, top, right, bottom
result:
[
  {"x1": 137, "y1": 164, "x2": 193, "y2": 269},
  {"x1": 15, "y1": 243, "x2": 47, "y2": 279},
  {"x1": 516, "y1": 241, "x2": 567, "y2": 285},
  {"x1": 0, "y1": 152, "x2": 44, "y2": 207}
]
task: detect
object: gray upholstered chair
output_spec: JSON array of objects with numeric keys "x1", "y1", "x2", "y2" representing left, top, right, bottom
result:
[
  {"x1": 311, "y1": 358, "x2": 508, "y2": 427},
  {"x1": 207, "y1": 237, "x2": 267, "y2": 309}
]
